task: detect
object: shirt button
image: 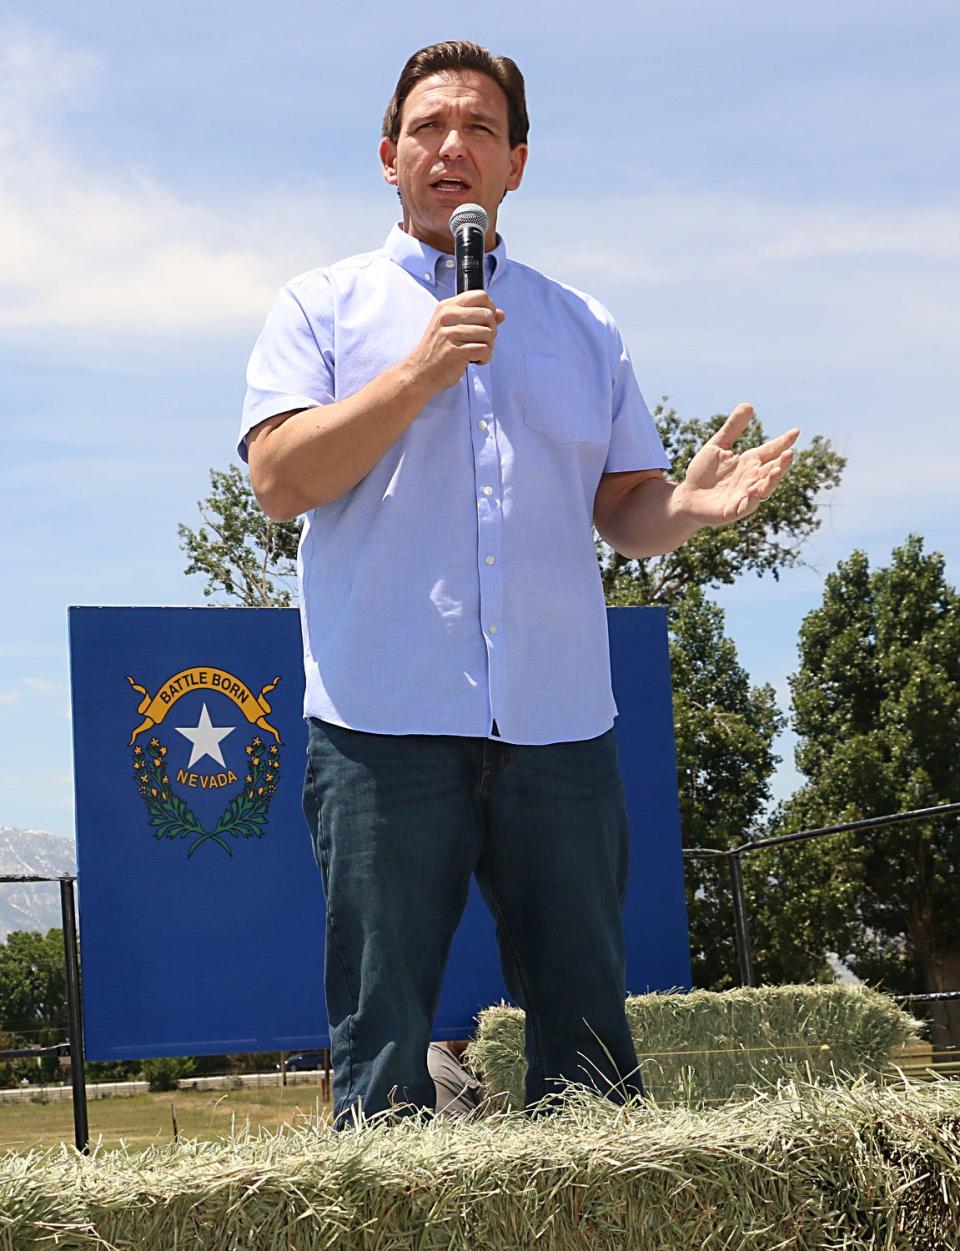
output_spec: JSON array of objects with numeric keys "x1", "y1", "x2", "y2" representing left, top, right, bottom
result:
[
  {"x1": 424, "y1": 273, "x2": 431, "y2": 281},
  {"x1": 488, "y1": 625, "x2": 498, "y2": 634},
  {"x1": 478, "y1": 420, "x2": 488, "y2": 431},
  {"x1": 482, "y1": 486, "x2": 494, "y2": 497},
  {"x1": 485, "y1": 554, "x2": 495, "y2": 565},
  {"x1": 445, "y1": 257, "x2": 455, "y2": 268}
]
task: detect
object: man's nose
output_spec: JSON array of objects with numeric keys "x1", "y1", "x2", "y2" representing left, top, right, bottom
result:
[{"x1": 438, "y1": 127, "x2": 466, "y2": 159}]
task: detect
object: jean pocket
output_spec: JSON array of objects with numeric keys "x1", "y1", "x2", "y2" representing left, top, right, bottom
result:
[{"x1": 522, "y1": 353, "x2": 608, "y2": 445}]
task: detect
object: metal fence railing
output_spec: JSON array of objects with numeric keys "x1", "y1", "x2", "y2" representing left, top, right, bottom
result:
[
  {"x1": 0, "y1": 875, "x2": 87, "y2": 1151},
  {"x1": 683, "y1": 801, "x2": 960, "y2": 988},
  {"x1": 3, "y1": 802, "x2": 959, "y2": 1154}
]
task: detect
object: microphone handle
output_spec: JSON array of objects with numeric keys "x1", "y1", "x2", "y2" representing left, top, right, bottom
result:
[{"x1": 455, "y1": 224, "x2": 485, "y2": 294}]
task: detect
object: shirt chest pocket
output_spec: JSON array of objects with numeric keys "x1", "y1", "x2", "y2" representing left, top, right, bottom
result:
[{"x1": 522, "y1": 353, "x2": 609, "y2": 445}]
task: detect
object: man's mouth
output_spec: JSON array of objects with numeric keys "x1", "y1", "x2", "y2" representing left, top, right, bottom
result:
[{"x1": 431, "y1": 177, "x2": 471, "y2": 191}]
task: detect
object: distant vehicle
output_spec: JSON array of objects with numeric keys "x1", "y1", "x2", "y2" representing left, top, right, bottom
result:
[{"x1": 277, "y1": 1051, "x2": 327, "y2": 1073}]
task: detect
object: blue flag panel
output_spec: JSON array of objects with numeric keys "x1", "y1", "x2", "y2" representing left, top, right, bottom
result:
[{"x1": 69, "y1": 606, "x2": 690, "y2": 1060}]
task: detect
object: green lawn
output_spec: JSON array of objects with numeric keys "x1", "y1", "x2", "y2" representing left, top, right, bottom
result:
[{"x1": 0, "y1": 1085, "x2": 332, "y2": 1153}]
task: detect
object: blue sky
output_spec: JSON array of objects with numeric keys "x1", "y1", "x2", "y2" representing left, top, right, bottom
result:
[{"x1": 1, "y1": 1, "x2": 958, "y2": 840}]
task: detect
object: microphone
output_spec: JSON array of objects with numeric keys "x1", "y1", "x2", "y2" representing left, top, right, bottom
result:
[{"x1": 449, "y1": 203, "x2": 489, "y2": 294}]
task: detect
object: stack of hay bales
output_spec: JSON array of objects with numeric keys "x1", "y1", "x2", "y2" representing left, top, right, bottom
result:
[
  {"x1": 2, "y1": 1082, "x2": 960, "y2": 1248},
  {"x1": 2, "y1": 986, "x2": 956, "y2": 1249},
  {"x1": 468, "y1": 984, "x2": 921, "y2": 1108}
]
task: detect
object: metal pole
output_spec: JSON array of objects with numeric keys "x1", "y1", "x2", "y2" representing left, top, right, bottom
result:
[
  {"x1": 729, "y1": 853, "x2": 756, "y2": 987},
  {"x1": 59, "y1": 878, "x2": 89, "y2": 1153}
]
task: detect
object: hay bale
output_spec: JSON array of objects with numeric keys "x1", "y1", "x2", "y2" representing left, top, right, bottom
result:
[
  {"x1": 468, "y1": 984, "x2": 921, "y2": 1109},
  {"x1": 0, "y1": 1081, "x2": 959, "y2": 1249}
]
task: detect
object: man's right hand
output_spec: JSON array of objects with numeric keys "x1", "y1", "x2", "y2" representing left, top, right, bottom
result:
[
  {"x1": 248, "y1": 292, "x2": 505, "y2": 520},
  {"x1": 406, "y1": 291, "x2": 505, "y2": 393}
]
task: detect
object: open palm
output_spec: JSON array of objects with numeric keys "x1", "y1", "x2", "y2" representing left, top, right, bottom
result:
[{"x1": 682, "y1": 403, "x2": 800, "y2": 525}]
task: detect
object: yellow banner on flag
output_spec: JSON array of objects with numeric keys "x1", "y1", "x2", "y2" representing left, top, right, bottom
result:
[{"x1": 126, "y1": 668, "x2": 282, "y2": 745}]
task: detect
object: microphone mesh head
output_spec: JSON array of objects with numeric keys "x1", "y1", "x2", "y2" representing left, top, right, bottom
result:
[{"x1": 449, "y1": 203, "x2": 489, "y2": 236}]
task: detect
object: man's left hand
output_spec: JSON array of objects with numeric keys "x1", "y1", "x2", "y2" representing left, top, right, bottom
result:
[{"x1": 674, "y1": 403, "x2": 799, "y2": 526}]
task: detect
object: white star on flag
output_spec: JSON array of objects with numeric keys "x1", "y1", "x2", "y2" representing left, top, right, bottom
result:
[{"x1": 175, "y1": 702, "x2": 235, "y2": 768}]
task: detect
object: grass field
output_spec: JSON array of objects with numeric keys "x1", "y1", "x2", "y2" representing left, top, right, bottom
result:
[{"x1": 0, "y1": 1085, "x2": 332, "y2": 1153}]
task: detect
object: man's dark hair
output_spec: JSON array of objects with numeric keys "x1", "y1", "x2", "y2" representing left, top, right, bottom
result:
[{"x1": 383, "y1": 41, "x2": 529, "y2": 149}]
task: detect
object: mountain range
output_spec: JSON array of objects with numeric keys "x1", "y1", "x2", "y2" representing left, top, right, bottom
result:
[{"x1": 0, "y1": 826, "x2": 77, "y2": 940}]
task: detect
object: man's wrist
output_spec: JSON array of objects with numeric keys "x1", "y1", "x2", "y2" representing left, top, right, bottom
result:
[
  {"x1": 385, "y1": 357, "x2": 440, "y2": 420},
  {"x1": 668, "y1": 479, "x2": 708, "y2": 534},
  {"x1": 391, "y1": 354, "x2": 444, "y2": 414}
]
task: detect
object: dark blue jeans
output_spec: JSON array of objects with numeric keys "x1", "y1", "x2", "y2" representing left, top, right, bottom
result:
[{"x1": 302, "y1": 719, "x2": 642, "y2": 1126}]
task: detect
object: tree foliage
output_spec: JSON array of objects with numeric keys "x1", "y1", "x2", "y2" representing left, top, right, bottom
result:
[
  {"x1": 598, "y1": 403, "x2": 843, "y2": 988},
  {"x1": 0, "y1": 930, "x2": 67, "y2": 1081},
  {"x1": 767, "y1": 537, "x2": 960, "y2": 1042},
  {"x1": 601, "y1": 403, "x2": 845, "y2": 607},
  {"x1": 141, "y1": 1055, "x2": 197, "y2": 1091},
  {"x1": 179, "y1": 466, "x2": 300, "y2": 606},
  {"x1": 0, "y1": 1028, "x2": 39, "y2": 1089},
  {"x1": 669, "y1": 587, "x2": 786, "y2": 987}
]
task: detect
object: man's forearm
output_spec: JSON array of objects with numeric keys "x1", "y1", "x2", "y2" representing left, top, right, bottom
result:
[
  {"x1": 596, "y1": 405, "x2": 798, "y2": 557},
  {"x1": 248, "y1": 359, "x2": 436, "y2": 521},
  {"x1": 596, "y1": 476, "x2": 706, "y2": 559},
  {"x1": 248, "y1": 290, "x2": 503, "y2": 520}
]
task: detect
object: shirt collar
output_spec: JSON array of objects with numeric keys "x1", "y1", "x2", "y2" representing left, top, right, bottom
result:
[{"x1": 382, "y1": 222, "x2": 507, "y2": 288}]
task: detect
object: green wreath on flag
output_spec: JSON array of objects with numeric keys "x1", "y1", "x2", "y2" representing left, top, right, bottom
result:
[{"x1": 132, "y1": 735, "x2": 281, "y2": 857}]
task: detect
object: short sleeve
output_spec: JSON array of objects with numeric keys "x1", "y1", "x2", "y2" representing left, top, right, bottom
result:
[
  {"x1": 603, "y1": 325, "x2": 670, "y2": 475},
  {"x1": 237, "y1": 277, "x2": 335, "y2": 462}
]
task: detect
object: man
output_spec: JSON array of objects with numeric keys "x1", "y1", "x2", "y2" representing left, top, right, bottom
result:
[{"x1": 240, "y1": 41, "x2": 797, "y2": 1127}]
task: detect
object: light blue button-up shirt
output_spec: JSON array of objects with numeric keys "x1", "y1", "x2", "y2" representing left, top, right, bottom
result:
[{"x1": 240, "y1": 225, "x2": 669, "y2": 744}]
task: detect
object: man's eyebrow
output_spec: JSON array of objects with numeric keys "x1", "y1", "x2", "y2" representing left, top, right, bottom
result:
[
  {"x1": 406, "y1": 108, "x2": 503, "y2": 128},
  {"x1": 466, "y1": 109, "x2": 502, "y2": 126}
]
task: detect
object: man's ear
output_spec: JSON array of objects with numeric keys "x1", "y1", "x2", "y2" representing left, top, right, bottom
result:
[
  {"x1": 505, "y1": 144, "x2": 528, "y2": 193},
  {"x1": 379, "y1": 137, "x2": 398, "y2": 186}
]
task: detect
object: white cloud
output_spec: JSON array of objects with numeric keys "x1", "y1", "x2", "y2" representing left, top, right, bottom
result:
[
  {"x1": 510, "y1": 193, "x2": 960, "y2": 378},
  {"x1": 752, "y1": 209, "x2": 960, "y2": 264},
  {"x1": 0, "y1": 770, "x2": 74, "y2": 802},
  {"x1": 23, "y1": 676, "x2": 61, "y2": 695},
  {"x1": 0, "y1": 692, "x2": 18, "y2": 706},
  {"x1": 0, "y1": 24, "x2": 319, "y2": 337},
  {"x1": 0, "y1": 153, "x2": 282, "y2": 334},
  {"x1": 0, "y1": 20, "x2": 954, "y2": 606},
  {"x1": 515, "y1": 196, "x2": 960, "y2": 287},
  {"x1": 1, "y1": 20, "x2": 958, "y2": 367},
  {"x1": 0, "y1": 21, "x2": 101, "y2": 128}
]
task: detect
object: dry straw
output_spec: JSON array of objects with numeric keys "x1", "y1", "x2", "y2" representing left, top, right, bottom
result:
[
  {"x1": 468, "y1": 984, "x2": 921, "y2": 1108},
  {"x1": 1, "y1": 1080, "x2": 959, "y2": 1249},
  {"x1": 0, "y1": 986, "x2": 947, "y2": 1249}
]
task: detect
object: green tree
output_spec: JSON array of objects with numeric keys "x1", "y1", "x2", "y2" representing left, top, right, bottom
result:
[
  {"x1": 179, "y1": 465, "x2": 300, "y2": 606},
  {"x1": 772, "y1": 537, "x2": 960, "y2": 1045},
  {"x1": 0, "y1": 930, "x2": 67, "y2": 1081},
  {"x1": 0, "y1": 1027, "x2": 37, "y2": 1089},
  {"x1": 141, "y1": 1055, "x2": 197, "y2": 1091},
  {"x1": 669, "y1": 587, "x2": 788, "y2": 987},
  {"x1": 601, "y1": 403, "x2": 845, "y2": 607},
  {"x1": 599, "y1": 403, "x2": 844, "y2": 988}
]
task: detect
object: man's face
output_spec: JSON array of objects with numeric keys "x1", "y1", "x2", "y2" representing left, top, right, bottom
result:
[{"x1": 379, "y1": 69, "x2": 528, "y2": 254}]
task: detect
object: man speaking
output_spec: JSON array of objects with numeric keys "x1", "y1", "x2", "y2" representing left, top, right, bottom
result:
[{"x1": 239, "y1": 40, "x2": 797, "y2": 1127}]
